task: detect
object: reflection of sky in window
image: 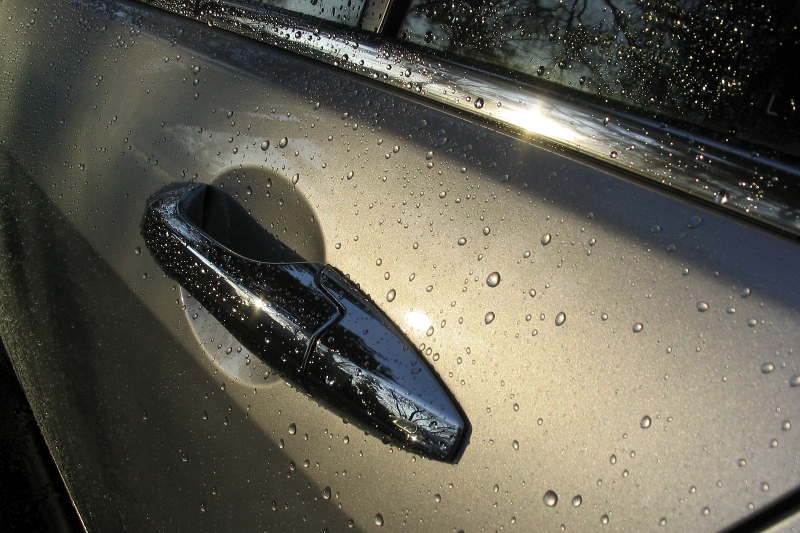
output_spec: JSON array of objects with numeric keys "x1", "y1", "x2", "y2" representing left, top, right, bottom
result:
[
  {"x1": 259, "y1": 0, "x2": 366, "y2": 26},
  {"x1": 401, "y1": 0, "x2": 645, "y2": 91},
  {"x1": 400, "y1": 0, "x2": 683, "y2": 105}
]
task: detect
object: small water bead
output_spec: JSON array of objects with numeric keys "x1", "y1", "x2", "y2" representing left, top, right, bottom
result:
[
  {"x1": 640, "y1": 415, "x2": 652, "y2": 429},
  {"x1": 288, "y1": 423, "x2": 297, "y2": 435},
  {"x1": 741, "y1": 288, "x2": 751, "y2": 298},
  {"x1": 702, "y1": 507, "x2": 710, "y2": 516},
  {"x1": 278, "y1": 137, "x2": 288, "y2": 148},
  {"x1": 434, "y1": 494, "x2": 442, "y2": 503},
  {"x1": 659, "y1": 517, "x2": 667, "y2": 526},
  {"x1": 555, "y1": 312, "x2": 566, "y2": 326},
  {"x1": 374, "y1": 514, "x2": 384, "y2": 526},
  {"x1": 485, "y1": 312, "x2": 496, "y2": 324},
  {"x1": 386, "y1": 289, "x2": 396, "y2": 302},
  {"x1": 543, "y1": 490, "x2": 558, "y2": 507},
  {"x1": 541, "y1": 233, "x2": 552, "y2": 245},
  {"x1": 322, "y1": 486, "x2": 332, "y2": 500},
  {"x1": 512, "y1": 440, "x2": 520, "y2": 450},
  {"x1": 571, "y1": 495, "x2": 582, "y2": 507},
  {"x1": 761, "y1": 363, "x2": 775, "y2": 373},
  {"x1": 486, "y1": 272, "x2": 501, "y2": 287},
  {"x1": 738, "y1": 458, "x2": 747, "y2": 467},
  {"x1": 633, "y1": 323, "x2": 644, "y2": 333},
  {"x1": 790, "y1": 375, "x2": 800, "y2": 387},
  {"x1": 483, "y1": 227, "x2": 491, "y2": 236},
  {"x1": 610, "y1": 454, "x2": 617, "y2": 464},
  {"x1": 601, "y1": 313, "x2": 609, "y2": 321},
  {"x1": 783, "y1": 420, "x2": 792, "y2": 431},
  {"x1": 761, "y1": 482, "x2": 769, "y2": 492},
  {"x1": 600, "y1": 514, "x2": 609, "y2": 525},
  {"x1": 748, "y1": 318, "x2": 758, "y2": 327},
  {"x1": 457, "y1": 237, "x2": 467, "y2": 245},
  {"x1": 260, "y1": 140, "x2": 270, "y2": 151},
  {"x1": 697, "y1": 301, "x2": 709, "y2": 312},
  {"x1": 474, "y1": 97, "x2": 484, "y2": 109}
]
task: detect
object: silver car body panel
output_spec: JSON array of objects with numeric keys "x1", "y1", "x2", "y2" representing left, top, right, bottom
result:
[{"x1": 0, "y1": 0, "x2": 799, "y2": 531}]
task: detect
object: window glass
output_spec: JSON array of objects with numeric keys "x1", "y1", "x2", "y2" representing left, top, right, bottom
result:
[
  {"x1": 253, "y1": 0, "x2": 366, "y2": 27},
  {"x1": 399, "y1": 0, "x2": 799, "y2": 158}
]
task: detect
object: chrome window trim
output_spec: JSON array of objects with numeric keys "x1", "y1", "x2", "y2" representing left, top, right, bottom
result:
[{"x1": 176, "y1": 0, "x2": 800, "y2": 237}]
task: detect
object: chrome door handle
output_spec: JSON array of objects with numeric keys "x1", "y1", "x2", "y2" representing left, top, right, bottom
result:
[{"x1": 141, "y1": 183, "x2": 466, "y2": 462}]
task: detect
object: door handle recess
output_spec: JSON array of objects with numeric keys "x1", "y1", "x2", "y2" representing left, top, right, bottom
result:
[{"x1": 141, "y1": 183, "x2": 466, "y2": 462}]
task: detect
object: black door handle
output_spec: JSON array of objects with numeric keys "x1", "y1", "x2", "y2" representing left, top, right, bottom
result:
[{"x1": 141, "y1": 183, "x2": 466, "y2": 462}]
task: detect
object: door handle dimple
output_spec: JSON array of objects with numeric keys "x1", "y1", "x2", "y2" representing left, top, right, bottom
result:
[{"x1": 141, "y1": 183, "x2": 467, "y2": 462}]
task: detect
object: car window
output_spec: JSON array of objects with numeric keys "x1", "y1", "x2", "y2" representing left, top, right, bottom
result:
[
  {"x1": 399, "y1": 0, "x2": 800, "y2": 159},
  {"x1": 250, "y1": 0, "x2": 367, "y2": 26}
]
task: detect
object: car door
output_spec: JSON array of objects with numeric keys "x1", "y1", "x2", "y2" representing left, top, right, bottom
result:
[{"x1": 1, "y1": 0, "x2": 800, "y2": 531}]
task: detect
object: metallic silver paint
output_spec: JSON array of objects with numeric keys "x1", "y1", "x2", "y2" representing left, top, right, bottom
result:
[{"x1": 0, "y1": 0, "x2": 799, "y2": 531}]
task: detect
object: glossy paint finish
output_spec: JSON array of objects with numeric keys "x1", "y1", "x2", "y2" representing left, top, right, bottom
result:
[{"x1": 0, "y1": 0, "x2": 799, "y2": 532}]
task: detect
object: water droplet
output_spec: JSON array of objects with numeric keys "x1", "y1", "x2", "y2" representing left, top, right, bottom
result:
[
  {"x1": 374, "y1": 514, "x2": 384, "y2": 526},
  {"x1": 610, "y1": 454, "x2": 617, "y2": 464},
  {"x1": 640, "y1": 415, "x2": 652, "y2": 428},
  {"x1": 292, "y1": 173, "x2": 299, "y2": 185},
  {"x1": 747, "y1": 318, "x2": 758, "y2": 327},
  {"x1": 761, "y1": 363, "x2": 775, "y2": 374},
  {"x1": 192, "y1": 65, "x2": 201, "y2": 74},
  {"x1": 322, "y1": 486, "x2": 332, "y2": 500},
  {"x1": 783, "y1": 420, "x2": 792, "y2": 431},
  {"x1": 600, "y1": 514, "x2": 609, "y2": 525},
  {"x1": 555, "y1": 312, "x2": 566, "y2": 326},
  {"x1": 245, "y1": 186, "x2": 253, "y2": 195},
  {"x1": 790, "y1": 375, "x2": 800, "y2": 387},
  {"x1": 486, "y1": 272, "x2": 501, "y2": 287},
  {"x1": 485, "y1": 311, "x2": 496, "y2": 324},
  {"x1": 543, "y1": 490, "x2": 558, "y2": 507},
  {"x1": 529, "y1": 289, "x2": 536, "y2": 298},
  {"x1": 688, "y1": 215, "x2": 703, "y2": 229},
  {"x1": 741, "y1": 288, "x2": 751, "y2": 298},
  {"x1": 181, "y1": 452, "x2": 189, "y2": 462},
  {"x1": 541, "y1": 233, "x2": 552, "y2": 245},
  {"x1": 347, "y1": 170, "x2": 354, "y2": 180},
  {"x1": 601, "y1": 313, "x2": 609, "y2": 321},
  {"x1": 457, "y1": 237, "x2": 467, "y2": 245},
  {"x1": 697, "y1": 301, "x2": 709, "y2": 312},
  {"x1": 386, "y1": 289, "x2": 396, "y2": 302},
  {"x1": 483, "y1": 227, "x2": 491, "y2": 236},
  {"x1": 633, "y1": 323, "x2": 644, "y2": 333},
  {"x1": 513, "y1": 403, "x2": 519, "y2": 411},
  {"x1": 434, "y1": 493, "x2": 442, "y2": 502},
  {"x1": 512, "y1": 440, "x2": 519, "y2": 450},
  {"x1": 278, "y1": 137, "x2": 288, "y2": 148},
  {"x1": 202, "y1": 410, "x2": 208, "y2": 420},
  {"x1": 715, "y1": 190, "x2": 729, "y2": 204},
  {"x1": 761, "y1": 482, "x2": 769, "y2": 492},
  {"x1": 572, "y1": 495, "x2": 582, "y2": 507},
  {"x1": 474, "y1": 97, "x2": 484, "y2": 109},
  {"x1": 141, "y1": 411, "x2": 148, "y2": 420},
  {"x1": 702, "y1": 507, "x2": 710, "y2": 516},
  {"x1": 610, "y1": 151, "x2": 618, "y2": 159},
  {"x1": 659, "y1": 517, "x2": 667, "y2": 526}
]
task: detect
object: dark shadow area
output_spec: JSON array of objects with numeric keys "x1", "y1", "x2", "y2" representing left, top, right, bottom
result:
[{"x1": 0, "y1": 343, "x2": 84, "y2": 532}]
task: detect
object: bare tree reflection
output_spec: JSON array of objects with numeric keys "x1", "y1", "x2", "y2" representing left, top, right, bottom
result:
[{"x1": 402, "y1": 0, "x2": 796, "y2": 129}]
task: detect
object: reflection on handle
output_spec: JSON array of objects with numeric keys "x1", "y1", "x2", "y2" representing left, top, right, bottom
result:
[{"x1": 141, "y1": 183, "x2": 467, "y2": 462}]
